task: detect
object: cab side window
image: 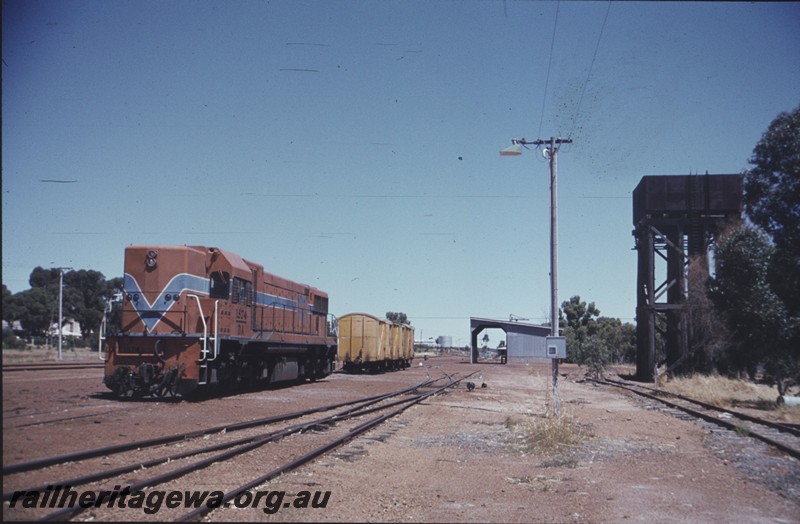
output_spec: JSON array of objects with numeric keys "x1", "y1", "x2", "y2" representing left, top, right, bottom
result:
[
  {"x1": 210, "y1": 271, "x2": 230, "y2": 299},
  {"x1": 231, "y1": 277, "x2": 253, "y2": 305}
]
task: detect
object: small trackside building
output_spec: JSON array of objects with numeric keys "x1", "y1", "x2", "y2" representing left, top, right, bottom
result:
[{"x1": 470, "y1": 317, "x2": 552, "y2": 363}]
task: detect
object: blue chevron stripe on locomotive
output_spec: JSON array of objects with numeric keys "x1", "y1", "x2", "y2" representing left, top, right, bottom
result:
[
  {"x1": 124, "y1": 273, "x2": 210, "y2": 332},
  {"x1": 125, "y1": 273, "x2": 305, "y2": 333}
]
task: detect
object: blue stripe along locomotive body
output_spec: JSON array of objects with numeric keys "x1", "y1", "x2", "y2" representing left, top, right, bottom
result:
[{"x1": 103, "y1": 246, "x2": 337, "y2": 397}]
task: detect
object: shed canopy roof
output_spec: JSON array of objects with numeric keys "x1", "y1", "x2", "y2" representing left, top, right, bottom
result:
[{"x1": 469, "y1": 317, "x2": 551, "y2": 336}]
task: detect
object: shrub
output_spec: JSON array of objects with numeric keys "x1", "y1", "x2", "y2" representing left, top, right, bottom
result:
[
  {"x1": 2, "y1": 329, "x2": 26, "y2": 349},
  {"x1": 506, "y1": 412, "x2": 586, "y2": 455}
]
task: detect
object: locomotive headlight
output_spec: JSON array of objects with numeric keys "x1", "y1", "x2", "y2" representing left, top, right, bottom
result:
[
  {"x1": 165, "y1": 294, "x2": 172, "y2": 302},
  {"x1": 145, "y1": 250, "x2": 158, "y2": 270}
]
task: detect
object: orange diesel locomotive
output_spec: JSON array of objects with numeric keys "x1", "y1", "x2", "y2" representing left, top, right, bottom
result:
[{"x1": 103, "y1": 246, "x2": 336, "y2": 397}]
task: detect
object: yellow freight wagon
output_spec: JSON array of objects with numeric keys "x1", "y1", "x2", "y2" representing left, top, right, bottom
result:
[
  {"x1": 401, "y1": 324, "x2": 414, "y2": 363},
  {"x1": 338, "y1": 313, "x2": 413, "y2": 372}
]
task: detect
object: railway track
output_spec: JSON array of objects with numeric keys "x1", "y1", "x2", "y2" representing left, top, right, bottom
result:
[
  {"x1": 4, "y1": 369, "x2": 476, "y2": 521},
  {"x1": 2, "y1": 362, "x2": 104, "y2": 373},
  {"x1": 593, "y1": 377, "x2": 800, "y2": 460},
  {"x1": 3, "y1": 407, "x2": 126, "y2": 430}
]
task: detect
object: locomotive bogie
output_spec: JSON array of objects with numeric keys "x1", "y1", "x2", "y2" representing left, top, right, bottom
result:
[{"x1": 103, "y1": 336, "x2": 198, "y2": 397}]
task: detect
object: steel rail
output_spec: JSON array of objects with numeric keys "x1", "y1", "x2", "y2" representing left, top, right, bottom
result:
[
  {"x1": 6, "y1": 410, "x2": 120, "y2": 430},
  {"x1": 2, "y1": 363, "x2": 104, "y2": 372},
  {"x1": 4, "y1": 376, "x2": 444, "y2": 499},
  {"x1": 176, "y1": 370, "x2": 480, "y2": 522},
  {"x1": 36, "y1": 373, "x2": 467, "y2": 521},
  {"x1": 594, "y1": 378, "x2": 800, "y2": 460},
  {"x1": 602, "y1": 377, "x2": 800, "y2": 437},
  {"x1": 4, "y1": 376, "x2": 440, "y2": 476}
]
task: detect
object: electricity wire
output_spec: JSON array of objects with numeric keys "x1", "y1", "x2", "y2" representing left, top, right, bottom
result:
[
  {"x1": 567, "y1": 0, "x2": 612, "y2": 141},
  {"x1": 537, "y1": 0, "x2": 561, "y2": 141}
]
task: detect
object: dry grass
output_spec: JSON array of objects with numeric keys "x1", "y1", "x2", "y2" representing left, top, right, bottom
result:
[
  {"x1": 506, "y1": 411, "x2": 586, "y2": 457},
  {"x1": 660, "y1": 374, "x2": 778, "y2": 410},
  {"x1": 662, "y1": 375, "x2": 800, "y2": 423},
  {"x1": 2, "y1": 345, "x2": 97, "y2": 365}
]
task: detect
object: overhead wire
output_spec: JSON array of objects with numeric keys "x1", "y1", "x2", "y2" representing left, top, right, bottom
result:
[
  {"x1": 537, "y1": 0, "x2": 561, "y2": 141},
  {"x1": 567, "y1": 0, "x2": 613, "y2": 141}
]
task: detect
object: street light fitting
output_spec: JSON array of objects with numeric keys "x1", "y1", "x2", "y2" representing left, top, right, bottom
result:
[{"x1": 499, "y1": 143, "x2": 523, "y2": 156}]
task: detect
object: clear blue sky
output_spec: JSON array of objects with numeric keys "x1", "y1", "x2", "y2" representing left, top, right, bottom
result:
[{"x1": 3, "y1": 1, "x2": 799, "y2": 346}]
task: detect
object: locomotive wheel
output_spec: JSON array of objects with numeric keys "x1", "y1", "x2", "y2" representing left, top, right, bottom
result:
[
  {"x1": 155, "y1": 382, "x2": 178, "y2": 398},
  {"x1": 154, "y1": 367, "x2": 180, "y2": 398},
  {"x1": 111, "y1": 367, "x2": 135, "y2": 398},
  {"x1": 113, "y1": 382, "x2": 133, "y2": 398}
]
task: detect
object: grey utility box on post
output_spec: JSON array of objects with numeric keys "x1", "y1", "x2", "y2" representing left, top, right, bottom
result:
[{"x1": 546, "y1": 336, "x2": 566, "y2": 359}]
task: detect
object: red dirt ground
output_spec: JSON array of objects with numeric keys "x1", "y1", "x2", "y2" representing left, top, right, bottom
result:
[{"x1": 3, "y1": 352, "x2": 799, "y2": 522}]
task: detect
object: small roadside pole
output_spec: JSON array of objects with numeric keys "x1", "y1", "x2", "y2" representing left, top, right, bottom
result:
[
  {"x1": 501, "y1": 137, "x2": 571, "y2": 415},
  {"x1": 56, "y1": 267, "x2": 73, "y2": 361}
]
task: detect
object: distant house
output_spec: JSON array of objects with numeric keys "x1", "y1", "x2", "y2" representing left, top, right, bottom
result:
[
  {"x1": 49, "y1": 319, "x2": 83, "y2": 338},
  {"x1": 2, "y1": 320, "x2": 25, "y2": 336},
  {"x1": 2, "y1": 319, "x2": 83, "y2": 339}
]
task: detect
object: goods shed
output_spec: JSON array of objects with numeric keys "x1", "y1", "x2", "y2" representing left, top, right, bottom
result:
[{"x1": 470, "y1": 317, "x2": 551, "y2": 363}]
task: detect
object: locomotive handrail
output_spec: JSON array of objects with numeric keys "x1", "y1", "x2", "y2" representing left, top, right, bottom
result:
[
  {"x1": 97, "y1": 314, "x2": 107, "y2": 362},
  {"x1": 154, "y1": 339, "x2": 166, "y2": 364},
  {"x1": 327, "y1": 313, "x2": 338, "y2": 338},
  {"x1": 206, "y1": 300, "x2": 219, "y2": 362},
  {"x1": 274, "y1": 301, "x2": 296, "y2": 333},
  {"x1": 187, "y1": 294, "x2": 209, "y2": 362},
  {"x1": 97, "y1": 301, "x2": 112, "y2": 361},
  {"x1": 261, "y1": 301, "x2": 300, "y2": 335}
]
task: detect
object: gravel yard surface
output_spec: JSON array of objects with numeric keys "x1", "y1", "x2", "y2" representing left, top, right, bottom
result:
[{"x1": 3, "y1": 352, "x2": 799, "y2": 522}]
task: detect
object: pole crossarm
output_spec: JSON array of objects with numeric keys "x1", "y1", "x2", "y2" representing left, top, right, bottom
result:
[{"x1": 511, "y1": 137, "x2": 573, "y2": 148}]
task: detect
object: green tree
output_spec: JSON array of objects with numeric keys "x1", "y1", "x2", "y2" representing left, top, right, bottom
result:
[
  {"x1": 581, "y1": 334, "x2": 610, "y2": 379},
  {"x1": 559, "y1": 296, "x2": 636, "y2": 375},
  {"x1": 744, "y1": 104, "x2": 800, "y2": 315},
  {"x1": 559, "y1": 295, "x2": 600, "y2": 358},
  {"x1": 685, "y1": 255, "x2": 731, "y2": 374},
  {"x1": 4, "y1": 268, "x2": 123, "y2": 342},
  {"x1": 1, "y1": 284, "x2": 13, "y2": 322},
  {"x1": 64, "y1": 270, "x2": 119, "y2": 338},
  {"x1": 736, "y1": 105, "x2": 800, "y2": 394},
  {"x1": 28, "y1": 267, "x2": 62, "y2": 293},
  {"x1": 3, "y1": 287, "x2": 55, "y2": 337},
  {"x1": 560, "y1": 295, "x2": 603, "y2": 371},
  {"x1": 710, "y1": 226, "x2": 797, "y2": 393},
  {"x1": 105, "y1": 277, "x2": 124, "y2": 337},
  {"x1": 594, "y1": 316, "x2": 636, "y2": 365},
  {"x1": 385, "y1": 312, "x2": 411, "y2": 325}
]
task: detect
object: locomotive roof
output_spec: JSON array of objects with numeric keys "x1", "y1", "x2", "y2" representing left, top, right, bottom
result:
[{"x1": 208, "y1": 246, "x2": 253, "y2": 274}]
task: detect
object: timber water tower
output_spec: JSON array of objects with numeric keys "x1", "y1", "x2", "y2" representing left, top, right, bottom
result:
[{"x1": 632, "y1": 174, "x2": 743, "y2": 381}]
